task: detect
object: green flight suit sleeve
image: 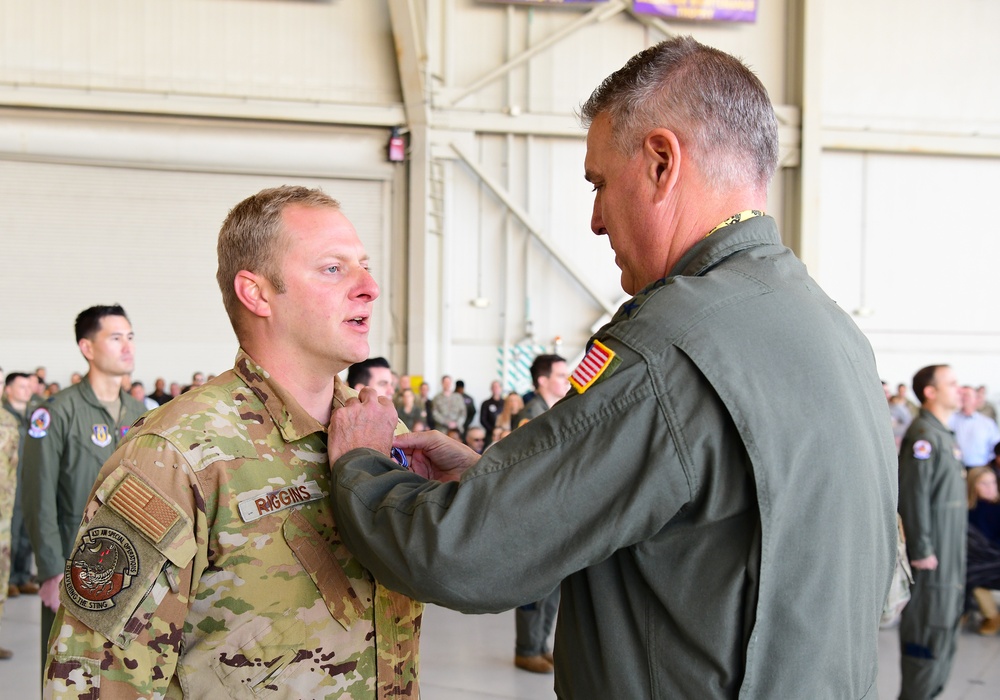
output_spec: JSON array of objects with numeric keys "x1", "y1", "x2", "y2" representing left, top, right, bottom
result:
[
  {"x1": 898, "y1": 437, "x2": 936, "y2": 562},
  {"x1": 22, "y1": 403, "x2": 68, "y2": 580},
  {"x1": 332, "y1": 341, "x2": 698, "y2": 613}
]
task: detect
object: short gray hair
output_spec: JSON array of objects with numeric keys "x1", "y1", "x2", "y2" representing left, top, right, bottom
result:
[{"x1": 581, "y1": 36, "x2": 778, "y2": 191}]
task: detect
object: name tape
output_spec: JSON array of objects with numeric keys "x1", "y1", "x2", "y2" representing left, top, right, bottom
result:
[{"x1": 238, "y1": 480, "x2": 325, "y2": 523}]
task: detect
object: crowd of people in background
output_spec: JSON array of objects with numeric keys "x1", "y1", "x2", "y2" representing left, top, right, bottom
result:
[{"x1": 5, "y1": 356, "x2": 1000, "y2": 686}]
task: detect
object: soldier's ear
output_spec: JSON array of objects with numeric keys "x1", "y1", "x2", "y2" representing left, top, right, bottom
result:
[
  {"x1": 644, "y1": 128, "x2": 681, "y2": 202},
  {"x1": 78, "y1": 337, "x2": 95, "y2": 362},
  {"x1": 234, "y1": 270, "x2": 272, "y2": 319}
]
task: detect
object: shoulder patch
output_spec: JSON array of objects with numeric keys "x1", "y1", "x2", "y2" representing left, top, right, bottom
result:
[
  {"x1": 913, "y1": 439, "x2": 932, "y2": 460},
  {"x1": 28, "y1": 407, "x2": 50, "y2": 438},
  {"x1": 65, "y1": 526, "x2": 140, "y2": 612},
  {"x1": 570, "y1": 339, "x2": 618, "y2": 394}
]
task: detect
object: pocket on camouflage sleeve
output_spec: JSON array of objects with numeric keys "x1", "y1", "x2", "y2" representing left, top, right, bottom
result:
[
  {"x1": 61, "y1": 471, "x2": 196, "y2": 648},
  {"x1": 46, "y1": 655, "x2": 101, "y2": 698}
]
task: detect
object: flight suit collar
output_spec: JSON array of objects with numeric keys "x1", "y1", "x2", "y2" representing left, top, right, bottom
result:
[
  {"x1": 78, "y1": 373, "x2": 132, "y2": 417},
  {"x1": 670, "y1": 214, "x2": 781, "y2": 280},
  {"x1": 917, "y1": 407, "x2": 953, "y2": 435},
  {"x1": 610, "y1": 215, "x2": 781, "y2": 325},
  {"x1": 233, "y1": 348, "x2": 340, "y2": 444}
]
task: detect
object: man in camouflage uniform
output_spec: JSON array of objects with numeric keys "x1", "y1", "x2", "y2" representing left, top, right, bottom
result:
[
  {"x1": 43, "y1": 186, "x2": 422, "y2": 699},
  {"x1": 0, "y1": 387, "x2": 20, "y2": 659}
]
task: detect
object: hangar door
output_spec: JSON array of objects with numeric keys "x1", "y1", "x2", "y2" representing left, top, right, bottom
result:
[{"x1": 0, "y1": 159, "x2": 393, "y2": 386}]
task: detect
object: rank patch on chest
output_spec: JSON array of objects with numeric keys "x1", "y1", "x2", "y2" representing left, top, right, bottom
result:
[
  {"x1": 238, "y1": 480, "x2": 325, "y2": 523},
  {"x1": 28, "y1": 407, "x2": 50, "y2": 438},
  {"x1": 570, "y1": 339, "x2": 617, "y2": 394},
  {"x1": 913, "y1": 440, "x2": 932, "y2": 460},
  {"x1": 92, "y1": 424, "x2": 112, "y2": 447},
  {"x1": 65, "y1": 527, "x2": 140, "y2": 611}
]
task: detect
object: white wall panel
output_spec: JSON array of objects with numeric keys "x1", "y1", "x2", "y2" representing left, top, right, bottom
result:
[
  {"x1": 822, "y1": 0, "x2": 1000, "y2": 131},
  {"x1": 817, "y1": 150, "x2": 1000, "y2": 396},
  {"x1": 0, "y1": 0, "x2": 400, "y2": 107},
  {"x1": 0, "y1": 159, "x2": 394, "y2": 388}
]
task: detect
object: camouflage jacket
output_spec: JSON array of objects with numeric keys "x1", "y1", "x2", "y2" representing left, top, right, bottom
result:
[
  {"x1": 0, "y1": 407, "x2": 18, "y2": 526},
  {"x1": 44, "y1": 350, "x2": 422, "y2": 699}
]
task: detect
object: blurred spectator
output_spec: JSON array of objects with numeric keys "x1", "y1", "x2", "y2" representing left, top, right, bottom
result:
[
  {"x1": 149, "y1": 377, "x2": 170, "y2": 405},
  {"x1": 69, "y1": 372, "x2": 82, "y2": 385},
  {"x1": 432, "y1": 376, "x2": 465, "y2": 434},
  {"x1": 464, "y1": 426, "x2": 487, "y2": 455},
  {"x1": 966, "y1": 466, "x2": 1000, "y2": 635},
  {"x1": 2, "y1": 372, "x2": 37, "y2": 598},
  {"x1": 480, "y1": 380, "x2": 504, "y2": 447},
  {"x1": 347, "y1": 357, "x2": 393, "y2": 398},
  {"x1": 396, "y1": 388, "x2": 426, "y2": 432},
  {"x1": 493, "y1": 392, "x2": 524, "y2": 443},
  {"x1": 419, "y1": 382, "x2": 435, "y2": 431},
  {"x1": 977, "y1": 386, "x2": 997, "y2": 421},
  {"x1": 128, "y1": 381, "x2": 159, "y2": 411},
  {"x1": 455, "y1": 380, "x2": 476, "y2": 435},
  {"x1": 950, "y1": 385, "x2": 1000, "y2": 468}
]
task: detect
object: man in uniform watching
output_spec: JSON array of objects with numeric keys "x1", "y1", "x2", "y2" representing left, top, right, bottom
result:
[
  {"x1": 347, "y1": 356, "x2": 394, "y2": 399},
  {"x1": 327, "y1": 37, "x2": 897, "y2": 698},
  {"x1": 897, "y1": 364, "x2": 966, "y2": 699},
  {"x1": 2, "y1": 372, "x2": 38, "y2": 599},
  {"x1": 511, "y1": 353, "x2": 570, "y2": 673},
  {"x1": 42, "y1": 186, "x2": 422, "y2": 699},
  {"x1": 22, "y1": 305, "x2": 146, "y2": 669}
]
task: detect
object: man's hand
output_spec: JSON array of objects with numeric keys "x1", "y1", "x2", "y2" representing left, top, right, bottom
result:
[
  {"x1": 329, "y1": 388, "x2": 398, "y2": 464},
  {"x1": 393, "y1": 431, "x2": 481, "y2": 482},
  {"x1": 40, "y1": 574, "x2": 63, "y2": 612},
  {"x1": 910, "y1": 554, "x2": 938, "y2": 570}
]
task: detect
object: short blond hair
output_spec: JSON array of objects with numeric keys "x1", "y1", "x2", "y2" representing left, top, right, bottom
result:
[{"x1": 216, "y1": 186, "x2": 340, "y2": 335}]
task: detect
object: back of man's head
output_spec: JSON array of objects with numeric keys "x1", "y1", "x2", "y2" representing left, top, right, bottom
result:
[
  {"x1": 530, "y1": 354, "x2": 566, "y2": 390},
  {"x1": 347, "y1": 357, "x2": 391, "y2": 391},
  {"x1": 75, "y1": 304, "x2": 128, "y2": 342},
  {"x1": 580, "y1": 35, "x2": 778, "y2": 193},
  {"x1": 913, "y1": 364, "x2": 948, "y2": 406},
  {"x1": 217, "y1": 185, "x2": 340, "y2": 337}
]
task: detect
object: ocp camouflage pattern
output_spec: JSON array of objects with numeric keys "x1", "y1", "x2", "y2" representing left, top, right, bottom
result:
[
  {"x1": 44, "y1": 349, "x2": 422, "y2": 699},
  {"x1": 0, "y1": 408, "x2": 18, "y2": 620}
]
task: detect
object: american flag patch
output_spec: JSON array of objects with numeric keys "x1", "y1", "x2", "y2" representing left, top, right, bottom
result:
[
  {"x1": 107, "y1": 474, "x2": 180, "y2": 544},
  {"x1": 570, "y1": 339, "x2": 616, "y2": 394}
]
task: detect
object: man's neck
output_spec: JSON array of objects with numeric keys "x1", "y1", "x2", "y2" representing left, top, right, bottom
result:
[
  {"x1": 240, "y1": 343, "x2": 338, "y2": 425},
  {"x1": 88, "y1": 371, "x2": 123, "y2": 403},
  {"x1": 927, "y1": 404, "x2": 955, "y2": 426},
  {"x1": 5, "y1": 397, "x2": 26, "y2": 412}
]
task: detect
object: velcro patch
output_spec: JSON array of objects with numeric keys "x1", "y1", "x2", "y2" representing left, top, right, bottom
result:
[
  {"x1": 28, "y1": 407, "x2": 50, "y2": 438},
  {"x1": 108, "y1": 474, "x2": 180, "y2": 544},
  {"x1": 570, "y1": 339, "x2": 618, "y2": 394},
  {"x1": 238, "y1": 480, "x2": 325, "y2": 523},
  {"x1": 61, "y1": 505, "x2": 169, "y2": 649},
  {"x1": 913, "y1": 440, "x2": 932, "y2": 460}
]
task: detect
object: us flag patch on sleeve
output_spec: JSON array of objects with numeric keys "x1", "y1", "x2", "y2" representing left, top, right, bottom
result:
[{"x1": 570, "y1": 339, "x2": 617, "y2": 394}]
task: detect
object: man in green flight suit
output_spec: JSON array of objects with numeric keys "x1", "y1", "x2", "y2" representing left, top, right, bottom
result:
[
  {"x1": 326, "y1": 36, "x2": 898, "y2": 699},
  {"x1": 897, "y1": 364, "x2": 966, "y2": 699},
  {"x1": 22, "y1": 304, "x2": 146, "y2": 670}
]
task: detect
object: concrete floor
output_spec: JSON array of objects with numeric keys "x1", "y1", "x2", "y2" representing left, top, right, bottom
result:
[{"x1": 2, "y1": 595, "x2": 999, "y2": 699}]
